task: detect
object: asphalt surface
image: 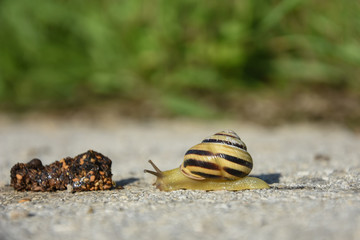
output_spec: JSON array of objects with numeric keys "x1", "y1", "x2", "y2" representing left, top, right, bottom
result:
[{"x1": 0, "y1": 115, "x2": 359, "y2": 240}]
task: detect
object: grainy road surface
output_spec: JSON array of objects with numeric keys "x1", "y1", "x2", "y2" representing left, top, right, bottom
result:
[{"x1": 1, "y1": 116, "x2": 359, "y2": 240}]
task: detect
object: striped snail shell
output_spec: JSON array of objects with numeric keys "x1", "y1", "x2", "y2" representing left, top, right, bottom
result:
[{"x1": 180, "y1": 130, "x2": 253, "y2": 180}]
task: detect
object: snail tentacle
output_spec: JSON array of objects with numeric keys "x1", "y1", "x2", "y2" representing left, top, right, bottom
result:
[{"x1": 144, "y1": 160, "x2": 163, "y2": 178}]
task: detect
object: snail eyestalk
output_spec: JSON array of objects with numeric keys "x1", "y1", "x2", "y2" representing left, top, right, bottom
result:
[{"x1": 144, "y1": 160, "x2": 163, "y2": 178}]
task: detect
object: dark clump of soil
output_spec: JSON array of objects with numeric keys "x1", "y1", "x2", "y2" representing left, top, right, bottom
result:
[{"x1": 10, "y1": 150, "x2": 115, "y2": 192}]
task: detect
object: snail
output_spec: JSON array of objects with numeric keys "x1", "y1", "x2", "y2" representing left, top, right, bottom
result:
[{"x1": 144, "y1": 130, "x2": 269, "y2": 191}]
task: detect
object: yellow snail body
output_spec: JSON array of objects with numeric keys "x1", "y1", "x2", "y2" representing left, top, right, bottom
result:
[{"x1": 145, "y1": 130, "x2": 269, "y2": 191}]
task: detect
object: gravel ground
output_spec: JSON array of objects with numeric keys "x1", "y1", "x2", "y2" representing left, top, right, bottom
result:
[{"x1": 0, "y1": 115, "x2": 359, "y2": 240}]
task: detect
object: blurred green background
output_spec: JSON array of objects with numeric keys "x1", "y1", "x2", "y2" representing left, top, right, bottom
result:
[{"x1": 1, "y1": 0, "x2": 360, "y2": 124}]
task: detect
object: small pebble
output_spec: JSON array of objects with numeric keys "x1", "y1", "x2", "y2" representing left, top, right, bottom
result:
[
  {"x1": 87, "y1": 206, "x2": 94, "y2": 214},
  {"x1": 18, "y1": 198, "x2": 31, "y2": 203},
  {"x1": 9, "y1": 210, "x2": 31, "y2": 220},
  {"x1": 314, "y1": 153, "x2": 331, "y2": 162},
  {"x1": 66, "y1": 184, "x2": 74, "y2": 193}
]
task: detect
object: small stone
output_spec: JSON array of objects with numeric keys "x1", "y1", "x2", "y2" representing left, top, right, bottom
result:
[
  {"x1": 314, "y1": 153, "x2": 331, "y2": 162},
  {"x1": 87, "y1": 206, "x2": 94, "y2": 214},
  {"x1": 66, "y1": 184, "x2": 74, "y2": 193},
  {"x1": 18, "y1": 198, "x2": 31, "y2": 203},
  {"x1": 9, "y1": 210, "x2": 31, "y2": 220}
]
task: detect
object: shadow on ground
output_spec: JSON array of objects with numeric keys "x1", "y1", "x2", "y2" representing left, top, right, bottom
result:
[
  {"x1": 253, "y1": 173, "x2": 281, "y2": 184},
  {"x1": 115, "y1": 178, "x2": 139, "y2": 187}
]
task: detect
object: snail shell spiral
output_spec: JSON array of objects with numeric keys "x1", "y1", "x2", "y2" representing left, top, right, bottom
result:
[{"x1": 180, "y1": 130, "x2": 253, "y2": 180}]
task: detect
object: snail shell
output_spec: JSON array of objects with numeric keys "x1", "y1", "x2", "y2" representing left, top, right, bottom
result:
[{"x1": 180, "y1": 130, "x2": 253, "y2": 180}]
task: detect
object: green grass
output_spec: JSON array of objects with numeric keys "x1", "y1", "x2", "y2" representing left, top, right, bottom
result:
[{"x1": 0, "y1": 0, "x2": 359, "y2": 116}]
